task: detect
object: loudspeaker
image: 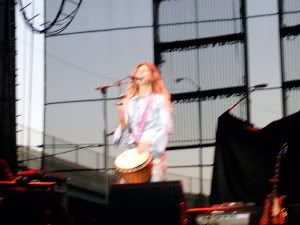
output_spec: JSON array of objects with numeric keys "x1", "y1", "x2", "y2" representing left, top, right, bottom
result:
[
  {"x1": 0, "y1": 189, "x2": 72, "y2": 225},
  {"x1": 108, "y1": 181, "x2": 187, "y2": 225}
]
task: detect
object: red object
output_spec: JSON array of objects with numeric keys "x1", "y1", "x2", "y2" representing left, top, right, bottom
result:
[
  {"x1": 17, "y1": 169, "x2": 41, "y2": 176},
  {"x1": 187, "y1": 205, "x2": 244, "y2": 214},
  {"x1": 0, "y1": 180, "x2": 56, "y2": 186}
]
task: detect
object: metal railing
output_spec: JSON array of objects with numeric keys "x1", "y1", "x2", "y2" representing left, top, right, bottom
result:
[{"x1": 17, "y1": 127, "x2": 214, "y2": 196}]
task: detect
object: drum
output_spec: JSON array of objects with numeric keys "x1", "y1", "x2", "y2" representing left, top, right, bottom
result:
[{"x1": 114, "y1": 148, "x2": 153, "y2": 183}]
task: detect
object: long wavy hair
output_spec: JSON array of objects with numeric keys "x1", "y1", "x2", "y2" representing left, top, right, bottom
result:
[{"x1": 124, "y1": 62, "x2": 171, "y2": 107}]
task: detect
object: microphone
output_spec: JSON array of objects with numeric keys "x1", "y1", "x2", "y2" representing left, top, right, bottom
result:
[
  {"x1": 130, "y1": 76, "x2": 143, "y2": 81},
  {"x1": 253, "y1": 83, "x2": 268, "y2": 88},
  {"x1": 251, "y1": 83, "x2": 268, "y2": 89},
  {"x1": 175, "y1": 78, "x2": 184, "y2": 83}
]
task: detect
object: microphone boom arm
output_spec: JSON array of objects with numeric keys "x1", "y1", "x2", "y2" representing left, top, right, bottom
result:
[
  {"x1": 227, "y1": 88, "x2": 255, "y2": 112},
  {"x1": 226, "y1": 83, "x2": 268, "y2": 112},
  {"x1": 95, "y1": 76, "x2": 131, "y2": 93}
]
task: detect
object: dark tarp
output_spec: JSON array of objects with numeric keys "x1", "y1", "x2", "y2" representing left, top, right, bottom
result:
[{"x1": 210, "y1": 110, "x2": 300, "y2": 205}]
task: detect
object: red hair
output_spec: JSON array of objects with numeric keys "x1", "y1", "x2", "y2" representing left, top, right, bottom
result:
[
  {"x1": 125, "y1": 62, "x2": 171, "y2": 105},
  {"x1": 124, "y1": 62, "x2": 172, "y2": 111}
]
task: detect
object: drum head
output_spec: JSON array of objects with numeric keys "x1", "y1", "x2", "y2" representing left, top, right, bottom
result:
[{"x1": 114, "y1": 148, "x2": 150, "y2": 170}]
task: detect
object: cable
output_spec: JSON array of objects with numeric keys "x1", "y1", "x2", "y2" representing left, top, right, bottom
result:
[{"x1": 17, "y1": 0, "x2": 82, "y2": 35}]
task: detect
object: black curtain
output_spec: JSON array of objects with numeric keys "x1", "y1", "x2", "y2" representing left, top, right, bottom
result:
[{"x1": 210, "y1": 110, "x2": 300, "y2": 205}]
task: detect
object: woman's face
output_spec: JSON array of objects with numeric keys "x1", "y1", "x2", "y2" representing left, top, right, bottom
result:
[{"x1": 134, "y1": 64, "x2": 153, "y2": 86}]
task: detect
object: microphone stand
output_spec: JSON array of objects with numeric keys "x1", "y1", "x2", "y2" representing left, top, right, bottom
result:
[
  {"x1": 226, "y1": 88, "x2": 256, "y2": 113},
  {"x1": 226, "y1": 84, "x2": 268, "y2": 116},
  {"x1": 95, "y1": 76, "x2": 130, "y2": 204}
]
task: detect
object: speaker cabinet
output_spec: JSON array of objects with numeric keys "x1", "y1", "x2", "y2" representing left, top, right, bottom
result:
[
  {"x1": 108, "y1": 181, "x2": 187, "y2": 225},
  {"x1": 0, "y1": 189, "x2": 71, "y2": 225}
]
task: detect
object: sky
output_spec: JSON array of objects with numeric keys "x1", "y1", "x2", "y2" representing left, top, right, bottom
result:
[
  {"x1": 15, "y1": 0, "x2": 285, "y2": 195},
  {"x1": 16, "y1": 0, "x2": 282, "y2": 141},
  {"x1": 16, "y1": 0, "x2": 44, "y2": 148}
]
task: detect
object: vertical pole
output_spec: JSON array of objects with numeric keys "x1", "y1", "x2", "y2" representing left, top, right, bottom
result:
[
  {"x1": 41, "y1": 140, "x2": 45, "y2": 170},
  {"x1": 101, "y1": 88, "x2": 109, "y2": 204},
  {"x1": 198, "y1": 87, "x2": 203, "y2": 195},
  {"x1": 241, "y1": 0, "x2": 250, "y2": 121},
  {"x1": 152, "y1": 0, "x2": 160, "y2": 65},
  {"x1": 278, "y1": 0, "x2": 287, "y2": 117},
  {"x1": 194, "y1": 0, "x2": 203, "y2": 196},
  {"x1": 42, "y1": 0, "x2": 47, "y2": 171},
  {"x1": 52, "y1": 136, "x2": 56, "y2": 158}
]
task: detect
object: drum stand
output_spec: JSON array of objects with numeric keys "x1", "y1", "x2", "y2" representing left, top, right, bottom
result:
[{"x1": 95, "y1": 75, "x2": 131, "y2": 204}]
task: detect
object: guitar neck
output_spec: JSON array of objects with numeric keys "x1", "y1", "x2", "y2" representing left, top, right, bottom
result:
[
  {"x1": 270, "y1": 143, "x2": 288, "y2": 195},
  {"x1": 259, "y1": 143, "x2": 288, "y2": 225}
]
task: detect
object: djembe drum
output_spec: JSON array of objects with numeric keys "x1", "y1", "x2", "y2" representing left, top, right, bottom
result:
[{"x1": 114, "y1": 148, "x2": 153, "y2": 183}]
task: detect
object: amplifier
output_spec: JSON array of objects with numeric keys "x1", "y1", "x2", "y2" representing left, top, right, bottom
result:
[{"x1": 195, "y1": 212, "x2": 250, "y2": 225}]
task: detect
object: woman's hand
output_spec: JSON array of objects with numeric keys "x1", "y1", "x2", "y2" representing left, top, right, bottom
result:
[{"x1": 137, "y1": 141, "x2": 151, "y2": 154}]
